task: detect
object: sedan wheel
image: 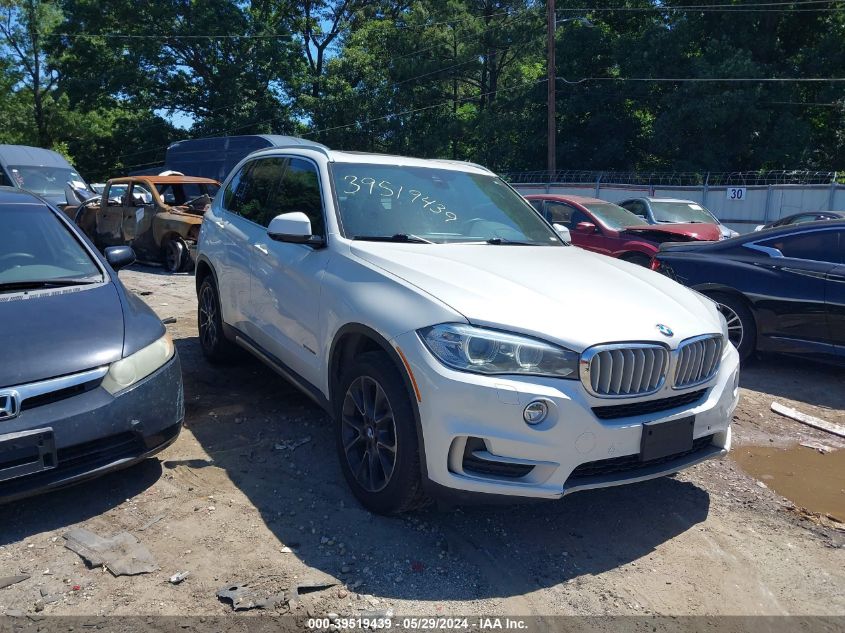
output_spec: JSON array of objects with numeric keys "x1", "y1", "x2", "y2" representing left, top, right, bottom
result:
[
  {"x1": 716, "y1": 302, "x2": 744, "y2": 349},
  {"x1": 341, "y1": 376, "x2": 398, "y2": 493}
]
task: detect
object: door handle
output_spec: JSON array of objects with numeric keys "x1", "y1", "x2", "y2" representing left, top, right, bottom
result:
[{"x1": 253, "y1": 243, "x2": 269, "y2": 256}]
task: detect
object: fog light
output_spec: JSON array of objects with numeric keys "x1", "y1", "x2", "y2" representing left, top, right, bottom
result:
[{"x1": 523, "y1": 400, "x2": 549, "y2": 425}]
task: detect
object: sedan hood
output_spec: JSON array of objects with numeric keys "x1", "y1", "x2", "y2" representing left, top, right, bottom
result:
[
  {"x1": 625, "y1": 222, "x2": 722, "y2": 242},
  {"x1": 351, "y1": 243, "x2": 721, "y2": 352},
  {"x1": 0, "y1": 282, "x2": 124, "y2": 387}
]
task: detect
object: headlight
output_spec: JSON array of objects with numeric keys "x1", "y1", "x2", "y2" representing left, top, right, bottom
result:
[
  {"x1": 101, "y1": 333, "x2": 175, "y2": 394},
  {"x1": 418, "y1": 324, "x2": 579, "y2": 378}
]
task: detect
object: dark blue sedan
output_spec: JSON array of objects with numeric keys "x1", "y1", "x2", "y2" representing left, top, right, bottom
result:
[
  {"x1": 0, "y1": 187, "x2": 183, "y2": 503},
  {"x1": 652, "y1": 220, "x2": 845, "y2": 365}
]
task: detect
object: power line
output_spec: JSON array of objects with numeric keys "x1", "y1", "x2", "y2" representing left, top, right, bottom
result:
[{"x1": 558, "y1": 76, "x2": 845, "y2": 83}]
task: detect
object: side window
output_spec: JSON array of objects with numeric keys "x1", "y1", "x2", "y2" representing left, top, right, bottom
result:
[
  {"x1": 0, "y1": 169, "x2": 10, "y2": 187},
  {"x1": 529, "y1": 200, "x2": 544, "y2": 214},
  {"x1": 224, "y1": 158, "x2": 288, "y2": 226},
  {"x1": 759, "y1": 230, "x2": 841, "y2": 264},
  {"x1": 129, "y1": 183, "x2": 154, "y2": 206},
  {"x1": 222, "y1": 163, "x2": 252, "y2": 213},
  {"x1": 570, "y1": 209, "x2": 591, "y2": 228},
  {"x1": 545, "y1": 202, "x2": 574, "y2": 225},
  {"x1": 625, "y1": 201, "x2": 647, "y2": 218},
  {"x1": 269, "y1": 158, "x2": 325, "y2": 237}
]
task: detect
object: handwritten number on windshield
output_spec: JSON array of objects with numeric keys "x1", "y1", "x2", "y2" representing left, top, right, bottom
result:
[{"x1": 342, "y1": 175, "x2": 456, "y2": 221}]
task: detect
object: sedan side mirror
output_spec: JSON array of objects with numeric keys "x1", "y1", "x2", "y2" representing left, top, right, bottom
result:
[
  {"x1": 267, "y1": 212, "x2": 325, "y2": 248},
  {"x1": 552, "y1": 223, "x2": 572, "y2": 244},
  {"x1": 105, "y1": 245, "x2": 136, "y2": 270},
  {"x1": 575, "y1": 221, "x2": 597, "y2": 234}
]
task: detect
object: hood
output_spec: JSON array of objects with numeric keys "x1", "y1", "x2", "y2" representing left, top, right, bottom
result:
[
  {"x1": 0, "y1": 282, "x2": 124, "y2": 387},
  {"x1": 351, "y1": 243, "x2": 722, "y2": 352},
  {"x1": 625, "y1": 222, "x2": 722, "y2": 242}
]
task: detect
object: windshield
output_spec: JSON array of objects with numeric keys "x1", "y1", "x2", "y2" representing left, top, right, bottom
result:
[
  {"x1": 8, "y1": 165, "x2": 87, "y2": 197},
  {"x1": 651, "y1": 201, "x2": 717, "y2": 224},
  {"x1": 0, "y1": 202, "x2": 102, "y2": 288},
  {"x1": 331, "y1": 163, "x2": 560, "y2": 245},
  {"x1": 583, "y1": 203, "x2": 648, "y2": 230}
]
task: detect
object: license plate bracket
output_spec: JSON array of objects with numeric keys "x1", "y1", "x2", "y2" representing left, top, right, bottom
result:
[
  {"x1": 640, "y1": 416, "x2": 694, "y2": 462},
  {"x1": 0, "y1": 428, "x2": 57, "y2": 483}
]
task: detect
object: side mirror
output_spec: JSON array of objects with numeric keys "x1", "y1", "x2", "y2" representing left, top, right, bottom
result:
[
  {"x1": 105, "y1": 245, "x2": 136, "y2": 270},
  {"x1": 552, "y1": 223, "x2": 572, "y2": 244},
  {"x1": 575, "y1": 221, "x2": 597, "y2": 234},
  {"x1": 267, "y1": 212, "x2": 325, "y2": 248}
]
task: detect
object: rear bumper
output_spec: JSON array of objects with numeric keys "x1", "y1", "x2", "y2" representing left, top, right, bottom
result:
[{"x1": 0, "y1": 355, "x2": 184, "y2": 504}]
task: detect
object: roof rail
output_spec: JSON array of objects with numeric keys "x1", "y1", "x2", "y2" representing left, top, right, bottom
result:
[
  {"x1": 431, "y1": 158, "x2": 493, "y2": 173},
  {"x1": 254, "y1": 135, "x2": 331, "y2": 158}
]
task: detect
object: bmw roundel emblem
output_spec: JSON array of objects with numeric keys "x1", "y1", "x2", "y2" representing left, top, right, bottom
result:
[{"x1": 656, "y1": 324, "x2": 674, "y2": 337}]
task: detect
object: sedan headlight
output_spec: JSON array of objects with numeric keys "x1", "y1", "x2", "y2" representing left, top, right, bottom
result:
[
  {"x1": 101, "y1": 333, "x2": 175, "y2": 394},
  {"x1": 418, "y1": 324, "x2": 579, "y2": 378}
]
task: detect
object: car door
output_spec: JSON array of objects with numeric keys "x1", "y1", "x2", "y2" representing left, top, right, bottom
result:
[
  {"x1": 122, "y1": 182, "x2": 157, "y2": 256},
  {"x1": 95, "y1": 183, "x2": 126, "y2": 246},
  {"x1": 249, "y1": 156, "x2": 330, "y2": 387},
  {"x1": 749, "y1": 228, "x2": 839, "y2": 354},
  {"x1": 214, "y1": 159, "x2": 273, "y2": 336},
  {"x1": 820, "y1": 230, "x2": 845, "y2": 355}
]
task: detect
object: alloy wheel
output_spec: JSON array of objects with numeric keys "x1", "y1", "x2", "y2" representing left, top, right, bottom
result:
[
  {"x1": 717, "y1": 302, "x2": 744, "y2": 349},
  {"x1": 199, "y1": 284, "x2": 218, "y2": 350},
  {"x1": 341, "y1": 376, "x2": 398, "y2": 493}
]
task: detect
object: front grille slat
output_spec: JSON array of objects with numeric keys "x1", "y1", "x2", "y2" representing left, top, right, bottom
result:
[
  {"x1": 582, "y1": 344, "x2": 669, "y2": 398},
  {"x1": 674, "y1": 335, "x2": 723, "y2": 389}
]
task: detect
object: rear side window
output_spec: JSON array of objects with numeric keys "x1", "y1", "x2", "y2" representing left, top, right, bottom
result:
[{"x1": 759, "y1": 230, "x2": 841, "y2": 264}]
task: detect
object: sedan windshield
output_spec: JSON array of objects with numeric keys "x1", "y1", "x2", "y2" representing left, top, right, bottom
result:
[
  {"x1": 0, "y1": 202, "x2": 102, "y2": 289},
  {"x1": 582, "y1": 203, "x2": 648, "y2": 230},
  {"x1": 331, "y1": 163, "x2": 561, "y2": 245},
  {"x1": 8, "y1": 165, "x2": 87, "y2": 196},
  {"x1": 651, "y1": 201, "x2": 717, "y2": 224}
]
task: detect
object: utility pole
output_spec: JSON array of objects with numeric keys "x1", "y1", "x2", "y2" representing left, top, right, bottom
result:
[{"x1": 547, "y1": 0, "x2": 556, "y2": 181}]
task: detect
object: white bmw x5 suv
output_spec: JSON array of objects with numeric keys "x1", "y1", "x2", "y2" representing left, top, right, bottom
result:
[{"x1": 195, "y1": 137, "x2": 740, "y2": 514}]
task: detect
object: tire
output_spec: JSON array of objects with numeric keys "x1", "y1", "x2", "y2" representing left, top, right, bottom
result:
[
  {"x1": 708, "y1": 292, "x2": 756, "y2": 363},
  {"x1": 335, "y1": 351, "x2": 429, "y2": 515},
  {"x1": 164, "y1": 237, "x2": 188, "y2": 273},
  {"x1": 621, "y1": 252, "x2": 651, "y2": 267},
  {"x1": 197, "y1": 276, "x2": 237, "y2": 363}
]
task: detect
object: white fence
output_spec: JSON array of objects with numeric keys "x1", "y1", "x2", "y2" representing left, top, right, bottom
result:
[{"x1": 508, "y1": 173, "x2": 844, "y2": 234}]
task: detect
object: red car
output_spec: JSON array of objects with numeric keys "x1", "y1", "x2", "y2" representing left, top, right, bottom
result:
[{"x1": 526, "y1": 194, "x2": 722, "y2": 266}]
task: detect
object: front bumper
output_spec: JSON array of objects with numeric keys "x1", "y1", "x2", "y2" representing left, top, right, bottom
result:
[
  {"x1": 393, "y1": 331, "x2": 740, "y2": 499},
  {"x1": 0, "y1": 354, "x2": 184, "y2": 504}
]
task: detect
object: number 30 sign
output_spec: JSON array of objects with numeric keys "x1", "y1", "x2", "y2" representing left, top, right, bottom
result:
[{"x1": 726, "y1": 187, "x2": 747, "y2": 200}]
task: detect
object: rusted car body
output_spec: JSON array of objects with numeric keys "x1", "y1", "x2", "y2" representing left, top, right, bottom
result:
[{"x1": 73, "y1": 176, "x2": 220, "y2": 272}]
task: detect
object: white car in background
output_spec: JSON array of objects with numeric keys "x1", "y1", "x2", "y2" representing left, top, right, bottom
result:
[
  {"x1": 195, "y1": 138, "x2": 740, "y2": 514},
  {"x1": 619, "y1": 197, "x2": 740, "y2": 239}
]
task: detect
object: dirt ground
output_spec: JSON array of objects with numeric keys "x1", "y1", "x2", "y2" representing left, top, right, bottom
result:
[{"x1": 1, "y1": 266, "x2": 844, "y2": 618}]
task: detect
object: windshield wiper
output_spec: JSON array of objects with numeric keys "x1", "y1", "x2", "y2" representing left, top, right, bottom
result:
[
  {"x1": 485, "y1": 237, "x2": 536, "y2": 245},
  {"x1": 0, "y1": 278, "x2": 101, "y2": 292},
  {"x1": 352, "y1": 234, "x2": 434, "y2": 244}
]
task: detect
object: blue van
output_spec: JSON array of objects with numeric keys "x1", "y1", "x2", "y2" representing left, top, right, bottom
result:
[
  {"x1": 159, "y1": 135, "x2": 318, "y2": 182},
  {"x1": 0, "y1": 145, "x2": 90, "y2": 207}
]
